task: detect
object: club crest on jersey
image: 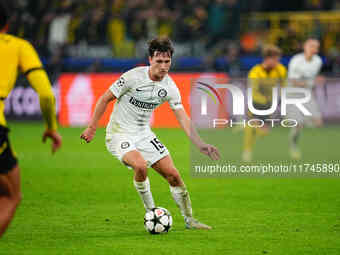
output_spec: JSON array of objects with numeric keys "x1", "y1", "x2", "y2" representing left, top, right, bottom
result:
[
  {"x1": 121, "y1": 142, "x2": 130, "y2": 149},
  {"x1": 158, "y1": 89, "x2": 167, "y2": 98},
  {"x1": 116, "y1": 77, "x2": 125, "y2": 87}
]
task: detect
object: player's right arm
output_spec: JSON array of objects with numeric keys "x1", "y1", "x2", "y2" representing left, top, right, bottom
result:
[
  {"x1": 80, "y1": 74, "x2": 129, "y2": 143},
  {"x1": 19, "y1": 39, "x2": 62, "y2": 153},
  {"x1": 80, "y1": 90, "x2": 116, "y2": 143}
]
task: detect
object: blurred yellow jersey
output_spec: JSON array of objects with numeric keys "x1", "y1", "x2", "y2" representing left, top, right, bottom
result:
[
  {"x1": 0, "y1": 33, "x2": 57, "y2": 129},
  {"x1": 248, "y1": 63, "x2": 287, "y2": 105}
]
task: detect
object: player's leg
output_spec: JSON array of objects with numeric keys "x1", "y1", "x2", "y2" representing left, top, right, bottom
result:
[
  {"x1": 289, "y1": 124, "x2": 302, "y2": 160},
  {"x1": 288, "y1": 99, "x2": 321, "y2": 159},
  {"x1": 242, "y1": 124, "x2": 255, "y2": 162},
  {"x1": 105, "y1": 136, "x2": 155, "y2": 211},
  {"x1": 242, "y1": 108, "x2": 270, "y2": 162},
  {"x1": 152, "y1": 156, "x2": 211, "y2": 230},
  {"x1": 255, "y1": 124, "x2": 269, "y2": 137},
  {"x1": 243, "y1": 120, "x2": 269, "y2": 162},
  {"x1": 0, "y1": 126, "x2": 21, "y2": 238},
  {"x1": 287, "y1": 104, "x2": 305, "y2": 159},
  {"x1": 313, "y1": 118, "x2": 323, "y2": 127},
  {"x1": 310, "y1": 99, "x2": 323, "y2": 128},
  {"x1": 151, "y1": 156, "x2": 188, "y2": 216},
  {"x1": 0, "y1": 165, "x2": 21, "y2": 238},
  {"x1": 122, "y1": 151, "x2": 155, "y2": 211},
  {"x1": 290, "y1": 112, "x2": 322, "y2": 160},
  {"x1": 290, "y1": 116, "x2": 323, "y2": 160}
]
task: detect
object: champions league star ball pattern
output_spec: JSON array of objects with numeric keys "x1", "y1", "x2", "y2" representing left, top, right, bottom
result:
[{"x1": 144, "y1": 207, "x2": 173, "y2": 234}]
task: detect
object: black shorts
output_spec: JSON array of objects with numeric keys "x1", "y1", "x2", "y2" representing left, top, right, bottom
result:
[
  {"x1": 0, "y1": 125, "x2": 18, "y2": 174},
  {"x1": 247, "y1": 103, "x2": 273, "y2": 121}
]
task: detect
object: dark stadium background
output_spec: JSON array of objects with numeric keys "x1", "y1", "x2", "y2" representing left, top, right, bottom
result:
[
  {"x1": 2, "y1": 1, "x2": 340, "y2": 254},
  {"x1": 5, "y1": 0, "x2": 340, "y2": 124},
  {"x1": 4, "y1": 0, "x2": 340, "y2": 74}
]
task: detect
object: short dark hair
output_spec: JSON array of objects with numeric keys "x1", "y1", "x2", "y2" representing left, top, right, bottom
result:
[
  {"x1": 0, "y1": 1, "x2": 9, "y2": 30},
  {"x1": 148, "y1": 37, "x2": 174, "y2": 58}
]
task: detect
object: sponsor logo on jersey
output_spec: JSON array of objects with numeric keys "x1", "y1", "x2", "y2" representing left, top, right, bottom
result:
[
  {"x1": 121, "y1": 142, "x2": 130, "y2": 149},
  {"x1": 129, "y1": 97, "x2": 158, "y2": 110},
  {"x1": 158, "y1": 89, "x2": 167, "y2": 98}
]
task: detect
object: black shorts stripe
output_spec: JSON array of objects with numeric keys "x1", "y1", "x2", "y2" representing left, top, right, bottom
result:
[{"x1": 23, "y1": 67, "x2": 44, "y2": 76}]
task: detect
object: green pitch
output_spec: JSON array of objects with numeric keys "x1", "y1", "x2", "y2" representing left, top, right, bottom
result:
[{"x1": 1, "y1": 122, "x2": 340, "y2": 255}]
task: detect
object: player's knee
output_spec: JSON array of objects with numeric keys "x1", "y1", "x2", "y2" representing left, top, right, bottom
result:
[
  {"x1": 166, "y1": 169, "x2": 182, "y2": 186},
  {"x1": 315, "y1": 118, "x2": 323, "y2": 127},
  {"x1": 133, "y1": 162, "x2": 148, "y2": 179}
]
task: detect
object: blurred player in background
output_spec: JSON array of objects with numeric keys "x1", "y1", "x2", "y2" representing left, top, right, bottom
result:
[
  {"x1": 242, "y1": 45, "x2": 287, "y2": 162},
  {"x1": 0, "y1": 3, "x2": 62, "y2": 238},
  {"x1": 81, "y1": 37, "x2": 220, "y2": 230},
  {"x1": 287, "y1": 39, "x2": 323, "y2": 159}
]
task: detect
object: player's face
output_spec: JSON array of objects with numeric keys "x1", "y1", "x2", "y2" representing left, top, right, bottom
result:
[
  {"x1": 304, "y1": 40, "x2": 320, "y2": 57},
  {"x1": 149, "y1": 51, "x2": 172, "y2": 81},
  {"x1": 265, "y1": 56, "x2": 280, "y2": 69}
]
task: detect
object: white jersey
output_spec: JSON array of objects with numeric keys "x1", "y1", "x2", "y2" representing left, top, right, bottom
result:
[
  {"x1": 287, "y1": 53, "x2": 323, "y2": 123},
  {"x1": 106, "y1": 66, "x2": 183, "y2": 136},
  {"x1": 288, "y1": 53, "x2": 322, "y2": 88}
]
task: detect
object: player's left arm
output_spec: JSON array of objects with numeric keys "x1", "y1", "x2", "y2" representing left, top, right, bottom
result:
[
  {"x1": 279, "y1": 64, "x2": 287, "y2": 87},
  {"x1": 19, "y1": 40, "x2": 61, "y2": 153},
  {"x1": 167, "y1": 79, "x2": 220, "y2": 160},
  {"x1": 173, "y1": 108, "x2": 220, "y2": 161},
  {"x1": 315, "y1": 58, "x2": 325, "y2": 86}
]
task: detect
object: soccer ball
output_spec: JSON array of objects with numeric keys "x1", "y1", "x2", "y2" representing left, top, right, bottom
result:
[{"x1": 144, "y1": 207, "x2": 172, "y2": 234}]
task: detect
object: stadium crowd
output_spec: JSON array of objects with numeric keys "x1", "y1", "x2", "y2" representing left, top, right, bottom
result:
[
  {"x1": 5, "y1": 0, "x2": 340, "y2": 73},
  {"x1": 7, "y1": 0, "x2": 240, "y2": 55}
]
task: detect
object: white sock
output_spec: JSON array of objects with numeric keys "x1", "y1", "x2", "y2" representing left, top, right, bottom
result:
[
  {"x1": 289, "y1": 127, "x2": 300, "y2": 149},
  {"x1": 170, "y1": 185, "x2": 193, "y2": 219},
  {"x1": 133, "y1": 177, "x2": 155, "y2": 211}
]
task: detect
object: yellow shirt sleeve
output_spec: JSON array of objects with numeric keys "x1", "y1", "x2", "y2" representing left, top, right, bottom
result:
[
  {"x1": 19, "y1": 40, "x2": 58, "y2": 130},
  {"x1": 18, "y1": 39, "x2": 43, "y2": 73},
  {"x1": 278, "y1": 64, "x2": 287, "y2": 87}
]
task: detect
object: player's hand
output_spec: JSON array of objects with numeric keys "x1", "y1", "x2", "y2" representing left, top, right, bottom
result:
[
  {"x1": 42, "y1": 130, "x2": 62, "y2": 154},
  {"x1": 199, "y1": 144, "x2": 220, "y2": 161},
  {"x1": 315, "y1": 75, "x2": 326, "y2": 86},
  {"x1": 80, "y1": 127, "x2": 96, "y2": 143}
]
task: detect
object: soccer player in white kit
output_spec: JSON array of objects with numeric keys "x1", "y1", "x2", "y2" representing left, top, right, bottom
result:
[
  {"x1": 80, "y1": 37, "x2": 220, "y2": 229},
  {"x1": 287, "y1": 39, "x2": 323, "y2": 159}
]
